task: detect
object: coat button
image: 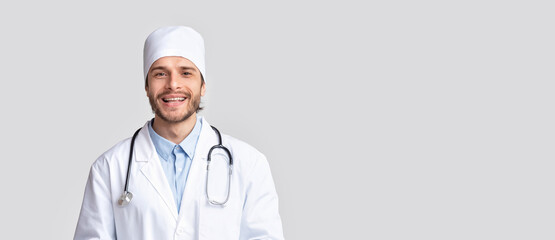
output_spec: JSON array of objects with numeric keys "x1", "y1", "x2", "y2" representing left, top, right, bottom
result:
[{"x1": 177, "y1": 228, "x2": 185, "y2": 235}]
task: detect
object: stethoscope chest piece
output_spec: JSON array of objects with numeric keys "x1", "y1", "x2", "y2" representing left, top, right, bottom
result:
[{"x1": 118, "y1": 191, "x2": 133, "y2": 206}]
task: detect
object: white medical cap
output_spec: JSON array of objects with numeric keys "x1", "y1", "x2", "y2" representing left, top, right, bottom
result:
[{"x1": 143, "y1": 26, "x2": 206, "y2": 81}]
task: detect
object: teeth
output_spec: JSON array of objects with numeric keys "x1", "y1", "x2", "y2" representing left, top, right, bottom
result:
[{"x1": 163, "y1": 97, "x2": 185, "y2": 101}]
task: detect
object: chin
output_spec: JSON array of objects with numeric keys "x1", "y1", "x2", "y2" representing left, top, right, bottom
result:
[{"x1": 158, "y1": 111, "x2": 195, "y2": 123}]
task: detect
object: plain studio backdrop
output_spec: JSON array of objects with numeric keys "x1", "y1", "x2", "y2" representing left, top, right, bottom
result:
[{"x1": 0, "y1": 0, "x2": 553, "y2": 239}]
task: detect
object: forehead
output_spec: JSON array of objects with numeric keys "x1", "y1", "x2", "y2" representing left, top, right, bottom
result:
[{"x1": 149, "y1": 56, "x2": 199, "y2": 71}]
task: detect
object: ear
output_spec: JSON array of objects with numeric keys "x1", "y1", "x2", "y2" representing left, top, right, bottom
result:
[
  {"x1": 200, "y1": 82, "x2": 206, "y2": 97},
  {"x1": 145, "y1": 77, "x2": 149, "y2": 97}
]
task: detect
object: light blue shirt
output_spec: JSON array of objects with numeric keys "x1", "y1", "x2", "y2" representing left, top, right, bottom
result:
[{"x1": 148, "y1": 117, "x2": 202, "y2": 213}]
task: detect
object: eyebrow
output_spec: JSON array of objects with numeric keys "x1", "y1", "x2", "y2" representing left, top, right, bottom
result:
[
  {"x1": 179, "y1": 66, "x2": 198, "y2": 72},
  {"x1": 149, "y1": 66, "x2": 198, "y2": 72}
]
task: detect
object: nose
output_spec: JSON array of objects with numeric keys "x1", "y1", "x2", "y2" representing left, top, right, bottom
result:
[{"x1": 166, "y1": 72, "x2": 181, "y2": 90}]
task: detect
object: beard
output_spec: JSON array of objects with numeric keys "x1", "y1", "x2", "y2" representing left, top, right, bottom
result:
[{"x1": 148, "y1": 90, "x2": 201, "y2": 123}]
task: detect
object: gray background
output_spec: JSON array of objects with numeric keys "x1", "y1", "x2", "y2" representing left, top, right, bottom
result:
[{"x1": 0, "y1": 0, "x2": 553, "y2": 239}]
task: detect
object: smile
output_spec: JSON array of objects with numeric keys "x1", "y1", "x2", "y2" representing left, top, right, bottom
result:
[{"x1": 162, "y1": 97, "x2": 186, "y2": 102}]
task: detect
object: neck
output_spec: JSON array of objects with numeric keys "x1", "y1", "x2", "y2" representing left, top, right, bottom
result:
[{"x1": 151, "y1": 114, "x2": 198, "y2": 144}]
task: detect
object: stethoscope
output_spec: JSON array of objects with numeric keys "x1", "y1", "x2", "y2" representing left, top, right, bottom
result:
[{"x1": 117, "y1": 125, "x2": 233, "y2": 207}]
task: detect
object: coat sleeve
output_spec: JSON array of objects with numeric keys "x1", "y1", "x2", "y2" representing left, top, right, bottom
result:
[
  {"x1": 74, "y1": 157, "x2": 117, "y2": 240},
  {"x1": 239, "y1": 155, "x2": 284, "y2": 240}
]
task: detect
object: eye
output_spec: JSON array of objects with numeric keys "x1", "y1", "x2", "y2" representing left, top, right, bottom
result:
[
  {"x1": 154, "y1": 72, "x2": 167, "y2": 77},
  {"x1": 183, "y1": 71, "x2": 192, "y2": 76}
]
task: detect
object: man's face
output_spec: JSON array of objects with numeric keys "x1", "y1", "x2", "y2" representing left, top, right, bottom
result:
[{"x1": 145, "y1": 56, "x2": 206, "y2": 123}]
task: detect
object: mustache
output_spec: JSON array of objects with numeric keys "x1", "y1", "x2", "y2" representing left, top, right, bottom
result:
[{"x1": 156, "y1": 91, "x2": 191, "y2": 99}]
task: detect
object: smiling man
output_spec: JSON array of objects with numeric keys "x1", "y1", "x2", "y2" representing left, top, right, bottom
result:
[{"x1": 74, "y1": 26, "x2": 284, "y2": 240}]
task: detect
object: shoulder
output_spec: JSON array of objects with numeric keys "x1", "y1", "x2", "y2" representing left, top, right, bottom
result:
[
  {"x1": 221, "y1": 134, "x2": 266, "y2": 161},
  {"x1": 200, "y1": 117, "x2": 264, "y2": 160},
  {"x1": 220, "y1": 134, "x2": 271, "y2": 176},
  {"x1": 91, "y1": 136, "x2": 133, "y2": 170}
]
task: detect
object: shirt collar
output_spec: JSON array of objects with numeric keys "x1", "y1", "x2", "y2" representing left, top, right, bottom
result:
[{"x1": 147, "y1": 116, "x2": 203, "y2": 161}]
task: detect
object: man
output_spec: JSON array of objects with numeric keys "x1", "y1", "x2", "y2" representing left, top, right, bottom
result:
[{"x1": 74, "y1": 26, "x2": 284, "y2": 240}]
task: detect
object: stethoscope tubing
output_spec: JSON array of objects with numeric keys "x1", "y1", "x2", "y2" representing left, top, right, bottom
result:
[
  {"x1": 124, "y1": 128, "x2": 142, "y2": 194},
  {"x1": 206, "y1": 126, "x2": 234, "y2": 205},
  {"x1": 119, "y1": 125, "x2": 232, "y2": 206}
]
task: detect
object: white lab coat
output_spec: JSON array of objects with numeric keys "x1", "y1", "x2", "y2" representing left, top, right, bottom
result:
[{"x1": 74, "y1": 117, "x2": 284, "y2": 240}]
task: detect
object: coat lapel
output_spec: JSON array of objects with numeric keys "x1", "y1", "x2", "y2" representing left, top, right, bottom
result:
[
  {"x1": 134, "y1": 123, "x2": 179, "y2": 220},
  {"x1": 178, "y1": 117, "x2": 217, "y2": 222}
]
